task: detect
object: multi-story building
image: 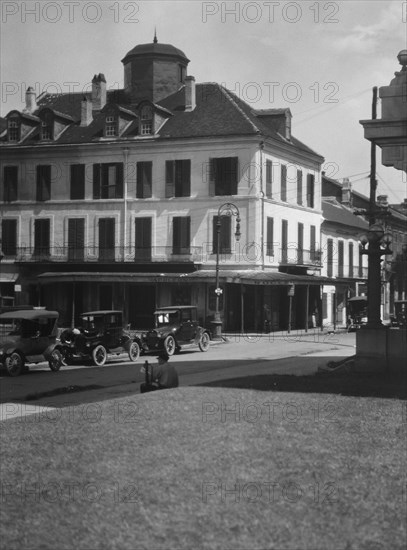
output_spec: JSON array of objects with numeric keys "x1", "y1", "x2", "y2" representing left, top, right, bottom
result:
[
  {"x1": 1, "y1": 36, "x2": 326, "y2": 332},
  {"x1": 322, "y1": 174, "x2": 407, "y2": 325}
]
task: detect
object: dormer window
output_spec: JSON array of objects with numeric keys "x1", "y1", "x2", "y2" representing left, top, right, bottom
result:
[
  {"x1": 41, "y1": 112, "x2": 53, "y2": 140},
  {"x1": 8, "y1": 119, "x2": 20, "y2": 142},
  {"x1": 140, "y1": 106, "x2": 153, "y2": 135},
  {"x1": 105, "y1": 114, "x2": 117, "y2": 137}
]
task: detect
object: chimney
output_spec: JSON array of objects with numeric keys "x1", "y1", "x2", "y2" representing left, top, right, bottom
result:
[
  {"x1": 185, "y1": 76, "x2": 196, "y2": 112},
  {"x1": 80, "y1": 97, "x2": 93, "y2": 126},
  {"x1": 284, "y1": 109, "x2": 292, "y2": 140},
  {"x1": 342, "y1": 177, "x2": 352, "y2": 206},
  {"x1": 377, "y1": 195, "x2": 389, "y2": 208},
  {"x1": 24, "y1": 86, "x2": 37, "y2": 114},
  {"x1": 92, "y1": 73, "x2": 106, "y2": 110}
]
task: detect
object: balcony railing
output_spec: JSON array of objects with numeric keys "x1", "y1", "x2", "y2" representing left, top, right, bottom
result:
[
  {"x1": 279, "y1": 248, "x2": 322, "y2": 267},
  {"x1": 14, "y1": 246, "x2": 204, "y2": 263}
]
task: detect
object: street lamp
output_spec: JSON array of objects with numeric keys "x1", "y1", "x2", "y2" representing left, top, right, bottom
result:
[
  {"x1": 359, "y1": 223, "x2": 393, "y2": 328},
  {"x1": 212, "y1": 203, "x2": 241, "y2": 340}
]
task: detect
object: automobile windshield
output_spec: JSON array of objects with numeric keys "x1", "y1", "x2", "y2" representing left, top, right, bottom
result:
[
  {"x1": 81, "y1": 316, "x2": 104, "y2": 332},
  {"x1": 155, "y1": 311, "x2": 179, "y2": 327},
  {"x1": 0, "y1": 318, "x2": 22, "y2": 337}
]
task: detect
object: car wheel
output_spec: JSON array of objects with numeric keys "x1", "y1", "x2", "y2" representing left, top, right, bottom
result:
[
  {"x1": 128, "y1": 341, "x2": 140, "y2": 362},
  {"x1": 5, "y1": 352, "x2": 25, "y2": 377},
  {"x1": 92, "y1": 345, "x2": 107, "y2": 366},
  {"x1": 163, "y1": 335, "x2": 176, "y2": 356},
  {"x1": 49, "y1": 349, "x2": 63, "y2": 371},
  {"x1": 199, "y1": 332, "x2": 210, "y2": 352}
]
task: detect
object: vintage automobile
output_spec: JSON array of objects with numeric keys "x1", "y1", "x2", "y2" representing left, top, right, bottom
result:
[
  {"x1": 59, "y1": 310, "x2": 141, "y2": 366},
  {"x1": 347, "y1": 296, "x2": 368, "y2": 332},
  {"x1": 0, "y1": 309, "x2": 63, "y2": 376},
  {"x1": 139, "y1": 305, "x2": 210, "y2": 356},
  {"x1": 390, "y1": 300, "x2": 407, "y2": 327}
]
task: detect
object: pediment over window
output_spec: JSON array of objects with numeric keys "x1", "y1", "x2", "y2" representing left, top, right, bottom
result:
[
  {"x1": 37, "y1": 107, "x2": 74, "y2": 141},
  {"x1": 137, "y1": 100, "x2": 172, "y2": 136},
  {"x1": 5, "y1": 110, "x2": 39, "y2": 143},
  {"x1": 101, "y1": 104, "x2": 138, "y2": 138}
]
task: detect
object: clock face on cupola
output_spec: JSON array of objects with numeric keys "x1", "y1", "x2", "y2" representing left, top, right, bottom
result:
[{"x1": 121, "y1": 31, "x2": 190, "y2": 105}]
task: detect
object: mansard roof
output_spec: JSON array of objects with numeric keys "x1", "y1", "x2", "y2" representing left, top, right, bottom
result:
[
  {"x1": 322, "y1": 198, "x2": 369, "y2": 231},
  {"x1": 1, "y1": 82, "x2": 323, "y2": 161}
]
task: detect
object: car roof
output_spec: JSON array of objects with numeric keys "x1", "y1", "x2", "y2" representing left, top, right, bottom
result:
[
  {"x1": 348, "y1": 296, "x2": 367, "y2": 302},
  {"x1": 154, "y1": 305, "x2": 197, "y2": 312},
  {"x1": 0, "y1": 309, "x2": 59, "y2": 320},
  {"x1": 80, "y1": 310, "x2": 122, "y2": 316}
]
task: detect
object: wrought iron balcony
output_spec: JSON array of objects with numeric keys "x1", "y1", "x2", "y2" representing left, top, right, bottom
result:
[
  {"x1": 279, "y1": 248, "x2": 322, "y2": 267},
  {"x1": 13, "y1": 246, "x2": 204, "y2": 264}
]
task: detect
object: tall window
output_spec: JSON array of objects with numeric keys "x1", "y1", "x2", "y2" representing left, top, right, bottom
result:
[
  {"x1": 209, "y1": 157, "x2": 238, "y2": 196},
  {"x1": 266, "y1": 160, "x2": 273, "y2": 198},
  {"x1": 105, "y1": 115, "x2": 117, "y2": 137},
  {"x1": 338, "y1": 240, "x2": 344, "y2": 277},
  {"x1": 68, "y1": 218, "x2": 85, "y2": 261},
  {"x1": 298, "y1": 223, "x2": 304, "y2": 264},
  {"x1": 1, "y1": 219, "x2": 17, "y2": 256},
  {"x1": 166, "y1": 160, "x2": 191, "y2": 197},
  {"x1": 310, "y1": 225, "x2": 316, "y2": 261},
  {"x1": 266, "y1": 217, "x2": 274, "y2": 256},
  {"x1": 173, "y1": 217, "x2": 191, "y2": 255},
  {"x1": 281, "y1": 219, "x2": 288, "y2": 262},
  {"x1": 213, "y1": 216, "x2": 231, "y2": 254},
  {"x1": 348, "y1": 242, "x2": 354, "y2": 277},
  {"x1": 34, "y1": 219, "x2": 50, "y2": 257},
  {"x1": 3, "y1": 166, "x2": 18, "y2": 202},
  {"x1": 98, "y1": 218, "x2": 115, "y2": 261},
  {"x1": 281, "y1": 165, "x2": 287, "y2": 202},
  {"x1": 140, "y1": 106, "x2": 153, "y2": 135},
  {"x1": 70, "y1": 164, "x2": 85, "y2": 200},
  {"x1": 297, "y1": 170, "x2": 303, "y2": 205},
  {"x1": 306, "y1": 174, "x2": 315, "y2": 208},
  {"x1": 327, "y1": 238, "x2": 334, "y2": 277},
  {"x1": 135, "y1": 217, "x2": 152, "y2": 261},
  {"x1": 93, "y1": 163, "x2": 123, "y2": 199},
  {"x1": 8, "y1": 118, "x2": 20, "y2": 142},
  {"x1": 41, "y1": 112, "x2": 53, "y2": 140},
  {"x1": 36, "y1": 165, "x2": 51, "y2": 201},
  {"x1": 136, "y1": 162, "x2": 152, "y2": 198}
]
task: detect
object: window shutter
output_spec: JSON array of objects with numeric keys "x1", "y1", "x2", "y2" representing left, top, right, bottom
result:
[
  {"x1": 297, "y1": 170, "x2": 303, "y2": 205},
  {"x1": 116, "y1": 163, "x2": 124, "y2": 198},
  {"x1": 144, "y1": 162, "x2": 152, "y2": 198},
  {"x1": 281, "y1": 165, "x2": 287, "y2": 202},
  {"x1": 266, "y1": 217, "x2": 274, "y2": 256},
  {"x1": 165, "y1": 161, "x2": 175, "y2": 198},
  {"x1": 93, "y1": 164, "x2": 101, "y2": 199},
  {"x1": 182, "y1": 159, "x2": 191, "y2": 197},
  {"x1": 208, "y1": 158, "x2": 215, "y2": 196},
  {"x1": 1, "y1": 219, "x2": 17, "y2": 255},
  {"x1": 266, "y1": 160, "x2": 272, "y2": 198},
  {"x1": 307, "y1": 174, "x2": 315, "y2": 208},
  {"x1": 230, "y1": 157, "x2": 238, "y2": 195}
]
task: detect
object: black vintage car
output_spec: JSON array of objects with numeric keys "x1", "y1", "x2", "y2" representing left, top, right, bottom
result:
[
  {"x1": 0, "y1": 309, "x2": 63, "y2": 376},
  {"x1": 139, "y1": 305, "x2": 210, "y2": 356},
  {"x1": 59, "y1": 310, "x2": 141, "y2": 366}
]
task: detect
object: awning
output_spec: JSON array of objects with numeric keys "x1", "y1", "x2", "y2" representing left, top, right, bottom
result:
[
  {"x1": 38, "y1": 270, "x2": 334, "y2": 286},
  {"x1": 0, "y1": 272, "x2": 19, "y2": 283}
]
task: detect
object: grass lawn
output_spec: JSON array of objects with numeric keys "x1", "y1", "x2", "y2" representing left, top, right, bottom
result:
[{"x1": 0, "y1": 375, "x2": 406, "y2": 550}]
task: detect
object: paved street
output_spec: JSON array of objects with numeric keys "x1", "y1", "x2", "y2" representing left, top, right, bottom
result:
[{"x1": 0, "y1": 331, "x2": 355, "y2": 415}]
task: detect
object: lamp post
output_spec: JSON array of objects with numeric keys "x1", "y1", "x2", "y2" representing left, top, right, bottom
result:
[
  {"x1": 359, "y1": 224, "x2": 392, "y2": 328},
  {"x1": 212, "y1": 203, "x2": 241, "y2": 340}
]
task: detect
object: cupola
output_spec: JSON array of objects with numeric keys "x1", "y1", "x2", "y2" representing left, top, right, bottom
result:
[{"x1": 121, "y1": 33, "x2": 189, "y2": 104}]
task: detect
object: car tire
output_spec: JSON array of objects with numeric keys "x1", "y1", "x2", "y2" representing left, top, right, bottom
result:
[
  {"x1": 163, "y1": 335, "x2": 176, "y2": 356},
  {"x1": 128, "y1": 341, "x2": 140, "y2": 362},
  {"x1": 5, "y1": 352, "x2": 25, "y2": 377},
  {"x1": 92, "y1": 345, "x2": 107, "y2": 366},
  {"x1": 199, "y1": 332, "x2": 210, "y2": 352},
  {"x1": 49, "y1": 349, "x2": 63, "y2": 371}
]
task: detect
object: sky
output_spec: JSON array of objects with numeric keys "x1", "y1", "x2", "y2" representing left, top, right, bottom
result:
[{"x1": 1, "y1": 0, "x2": 406, "y2": 202}]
